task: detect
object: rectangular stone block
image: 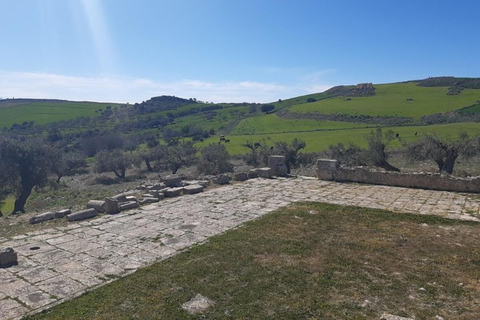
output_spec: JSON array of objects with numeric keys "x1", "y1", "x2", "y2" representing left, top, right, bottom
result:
[
  {"x1": 119, "y1": 201, "x2": 139, "y2": 211},
  {"x1": 257, "y1": 167, "x2": 273, "y2": 178},
  {"x1": 165, "y1": 187, "x2": 183, "y2": 197},
  {"x1": 87, "y1": 200, "x2": 105, "y2": 213},
  {"x1": 316, "y1": 159, "x2": 340, "y2": 170},
  {"x1": 233, "y1": 172, "x2": 248, "y2": 181},
  {"x1": 29, "y1": 212, "x2": 55, "y2": 224},
  {"x1": 66, "y1": 208, "x2": 98, "y2": 222},
  {"x1": 54, "y1": 209, "x2": 71, "y2": 219},
  {"x1": 183, "y1": 184, "x2": 204, "y2": 195}
]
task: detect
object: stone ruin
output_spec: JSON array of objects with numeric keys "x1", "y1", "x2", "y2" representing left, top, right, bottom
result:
[
  {"x1": 26, "y1": 155, "x2": 290, "y2": 225},
  {"x1": 317, "y1": 159, "x2": 480, "y2": 193}
]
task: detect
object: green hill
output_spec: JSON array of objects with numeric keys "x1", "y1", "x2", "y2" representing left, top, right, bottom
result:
[{"x1": 2, "y1": 77, "x2": 480, "y2": 154}]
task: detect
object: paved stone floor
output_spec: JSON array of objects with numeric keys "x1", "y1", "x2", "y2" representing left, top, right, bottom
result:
[{"x1": 1, "y1": 177, "x2": 479, "y2": 319}]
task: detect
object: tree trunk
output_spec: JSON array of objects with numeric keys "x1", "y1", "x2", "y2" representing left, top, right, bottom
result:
[
  {"x1": 378, "y1": 160, "x2": 401, "y2": 172},
  {"x1": 56, "y1": 174, "x2": 63, "y2": 184},
  {"x1": 434, "y1": 158, "x2": 445, "y2": 173},
  {"x1": 112, "y1": 170, "x2": 122, "y2": 178},
  {"x1": 12, "y1": 184, "x2": 33, "y2": 214},
  {"x1": 443, "y1": 154, "x2": 458, "y2": 175},
  {"x1": 171, "y1": 164, "x2": 180, "y2": 174},
  {"x1": 145, "y1": 159, "x2": 153, "y2": 172}
]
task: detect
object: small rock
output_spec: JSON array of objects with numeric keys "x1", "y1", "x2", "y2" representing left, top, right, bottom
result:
[
  {"x1": 111, "y1": 193, "x2": 128, "y2": 203},
  {"x1": 181, "y1": 294, "x2": 214, "y2": 314},
  {"x1": 248, "y1": 169, "x2": 259, "y2": 179},
  {"x1": 0, "y1": 247, "x2": 18, "y2": 268}
]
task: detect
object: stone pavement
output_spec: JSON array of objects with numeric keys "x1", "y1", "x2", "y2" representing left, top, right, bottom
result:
[{"x1": 1, "y1": 177, "x2": 479, "y2": 319}]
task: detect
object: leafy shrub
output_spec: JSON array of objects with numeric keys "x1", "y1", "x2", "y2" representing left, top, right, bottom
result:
[{"x1": 197, "y1": 144, "x2": 233, "y2": 175}]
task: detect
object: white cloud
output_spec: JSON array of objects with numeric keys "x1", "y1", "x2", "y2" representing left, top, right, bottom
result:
[{"x1": 0, "y1": 71, "x2": 332, "y2": 103}]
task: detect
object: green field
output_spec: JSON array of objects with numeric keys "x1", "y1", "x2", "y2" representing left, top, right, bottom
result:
[
  {"x1": 0, "y1": 100, "x2": 118, "y2": 128},
  {"x1": 231, "y1": 114, "x2": 370, "y2": 135},
  {"x1": 198, "y1": 122, "x2": 480, "y2": 154},
  {"x1": 289, "y1": 83, "x2": 480, "y2": 119}
]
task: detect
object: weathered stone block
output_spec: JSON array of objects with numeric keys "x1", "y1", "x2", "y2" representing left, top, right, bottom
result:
[
  {"x1": 0, "y1": 248, "x2": 18, "y2": 268},
  {"x1": 248, "y1": 169, "x2": 259, "y2": 179},
  {"x1": 66, "y1": 208, "x2": 98, "y2": 222},
  {"x1": 268, "y1": 155, "x2": 285, "y2": 167},
  {"x1": 125, "y1": 195, "x2": 138, "y2": 202},
  {"x1": 104, "y1": 198, "x2": 120, "y2": 214},
  {"x1": 257, "y1": 167, "x2": 273, "y2": 178},
  {"x1": 165, "y1": 187, "x2": 183, "y2": 197},
  {"x1": 119, "y1": 201, "x2": 139, "y2": 211},
  {"x1": 183, "y1": 184, "x2": 204, "y2": 195},
  {"x1": 149, "y1": 191, "x2": 165, "y2": 200},
  {"x1": 148, "y1": 183, "x2": 167, "y2": 191},
  {"x1": 140, "y1": 197, "x2": 160, "y2": 204},
  {"x1": 162, "y1": 175, "x2": 182, "y2": 188},
  {"x1": 111, "y1": 193, "x2": 128, "y2": 203},
  {"x1": 380, "y1": 313, "x2": 414, "y2": 320},
  {"x1": 29, "y1": 212, "x2": 55, "y2": 224},
  {"x1": 317, "y1": 159, "x2": 340, "y2": 170},
  {"x1": 87, "y1": 200, "x2": 105, "y2": 213},
  {"x1": 213, "y1": 174, "x2": 232, "y2": 185},
  {"x1": 275, "y1": 165, "x2": 288, "y2": 177},
  {"x1": 54, "y1": 209, "x2": 71, "y2": 219},
  {"x1": 234, "y1": 172, "x2": 248, "y2": 181}
]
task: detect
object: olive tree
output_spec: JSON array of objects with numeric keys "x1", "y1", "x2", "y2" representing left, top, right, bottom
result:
[
  {"x1": 197, "y1": 143, "x2": 233, "y2": 175},
  {"x1": 94, "y1": 149, "x2": 140, "y2": 179},
  {"x1": 0, "y1": 137, "x2": 55, "y2": 214},
  {"x1": 405, "y1": 132, "x2": 479, "y2": 174}
]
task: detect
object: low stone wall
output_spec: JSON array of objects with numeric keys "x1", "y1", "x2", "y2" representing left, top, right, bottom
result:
[{"x1": 317, "y1": 159, "x2": 480, "y2": 193}]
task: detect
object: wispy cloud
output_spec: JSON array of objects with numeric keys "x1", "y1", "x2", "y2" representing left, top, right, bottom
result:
[{"x1": 0, "y1": 71, "x2": 332, "y2": 103}]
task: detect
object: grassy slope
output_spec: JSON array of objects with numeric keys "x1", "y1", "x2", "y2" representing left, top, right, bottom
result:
[
  {"x1": 26, "y1": 203, "x2": 480, "y2": 320},
  {"x1": 289, "y1": 82, "x2": 480, "y2": 119},
  {"x1": 0, "y1": 101, "x2": 119, "y2": 128},
  {"x1": 199, "y1": 122, "x2": 480, "y2": 155}
]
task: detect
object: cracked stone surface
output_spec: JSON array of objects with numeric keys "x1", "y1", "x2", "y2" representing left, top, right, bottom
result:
[{"x1": 0, "y1": 177, "x2": 479, "y2": 319}]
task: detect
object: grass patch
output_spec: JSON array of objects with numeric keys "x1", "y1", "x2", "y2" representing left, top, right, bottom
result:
[
  {"x1": 27, "y1": 203, "x2": 480, "y2": 319},
  {"x1": 289, "y1": 83, "x2": 480, "y2": 120}
]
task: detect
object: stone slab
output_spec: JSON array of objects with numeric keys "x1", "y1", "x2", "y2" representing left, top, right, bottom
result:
[{"x1": 66, "y1": 208, "x2": 98, "y2": 222}]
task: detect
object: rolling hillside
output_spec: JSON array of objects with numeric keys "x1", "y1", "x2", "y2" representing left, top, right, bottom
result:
[{"x1": 2, "y1": 77, "x2": 480, "y2": 154}]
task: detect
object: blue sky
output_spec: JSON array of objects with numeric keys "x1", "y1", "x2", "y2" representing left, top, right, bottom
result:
[{"x1": 1, "y1": 0, "x2": 479, "y2": 103}]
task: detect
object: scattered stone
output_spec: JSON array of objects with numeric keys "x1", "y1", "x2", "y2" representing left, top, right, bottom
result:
[
  {"x1": 0, "y1": 247, "x2": 18, "y2": 268},
  {"x1": 234, "y1": 172, "x2": 248, "y2": 181},
  {"x1": 257, "y1": 167, "x2": 273, "y2": 178},
  {"x1": 183, "y1": 184, "x2": 204, "y2": 195},
  {"x1": 125, "y1": 195, "x2": 138, "y2": 202},
  {"x1": 29, "y1": 212, "x2": 55, "y2": 224},
  {"x1": 87, "y1": 200, "x2": 106, "y2": 213},
  {"x1": 54, "y1": 209, "x2": 71, "y2": 219},
  {"x1": 149, "y1": 191, "x2": 165, "y2": 200},
  {"x1": 111, "y1": 193, "x2": 128, "y2": 203},
  {"x1": 162, "y1": 175, "x2": 182, "y2": 188},
  {"x1": 147, "y1": 183, "x2": 167, "y2": 191},
  {"x1": 140, "y1": 197, "x2": 160, "y2": 204},
  {"x1": 119, "y1": 201, "x2": 140, "y2": 211},
  {"x1": 380, "y1": 314, "x2": 414, "y2": 320},
  {"x1": 213, "y1": 174, "x2": 231, "y2": 185},
  {"x1": 66, "y1": 208, "x2": 98, "y2": 222},
  {"x1": 104, "y1": 198, "x2": 120, "y2": 215},
  {"x1": 181, "y1": 293, "x2": 215, "y2": 314},
  {"x1": 143, "y1": 193, "x2": 154, "y2": 198},
  {"x1": 165, "y1": 187, "x2": 183, "y2": 197}
]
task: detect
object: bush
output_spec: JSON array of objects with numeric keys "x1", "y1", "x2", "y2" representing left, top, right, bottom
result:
[
  {"x1": 260, "y1": 104, "x2": 275, "y2": 113},
  {"x1": 197, "y1": 144, "x2": 233, "y2": 175}
]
